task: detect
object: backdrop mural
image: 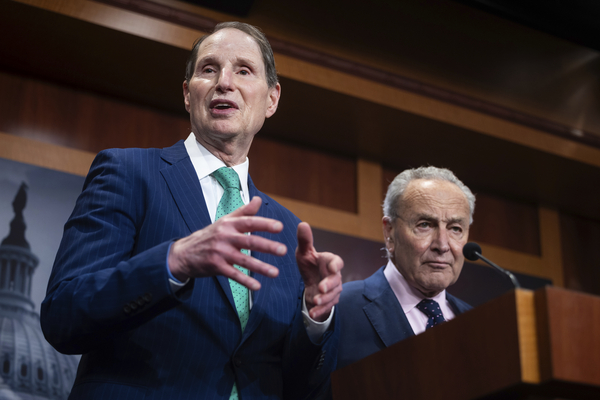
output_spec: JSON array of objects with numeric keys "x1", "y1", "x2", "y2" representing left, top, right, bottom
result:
[{"x1": 0, "y1": 157, "x2": 82, "y2": 400}]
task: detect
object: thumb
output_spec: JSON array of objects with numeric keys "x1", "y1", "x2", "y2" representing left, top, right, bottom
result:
[{"x1": 296, "y1": 222, "x2": 314, "y2": 256}]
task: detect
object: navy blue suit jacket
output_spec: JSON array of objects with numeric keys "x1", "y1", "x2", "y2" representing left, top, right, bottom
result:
[
  {"x1": 336, "y1": 267, "x2": 471, "y2": 370},
  {"x1": 41, "y1": 141, "x2": 338, "y2": 400}
]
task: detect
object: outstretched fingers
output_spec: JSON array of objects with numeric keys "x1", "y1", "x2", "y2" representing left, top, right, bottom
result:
[
  {"x1": 168, "y1": 196, "x2": 287, "y2": 286},
  {"x1": 307, "y1": 253, "x2": 343, "y2": 320},
  {"x1": 223, "y1": 246, "x2": 280, "y2": 284},
  {"x1": 226, "y1": 198, "x2": 284, "y2": 235},
  {"x1": 295, "y1": 222, "x2": 345, "y2": 321}
]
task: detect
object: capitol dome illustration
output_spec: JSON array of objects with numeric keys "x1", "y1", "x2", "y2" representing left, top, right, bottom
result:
[{"x1": 0, "y1": 182, "x2": 78, "y2": 399}]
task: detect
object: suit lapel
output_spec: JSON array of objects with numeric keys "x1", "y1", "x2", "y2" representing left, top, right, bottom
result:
[
  {"x1": 363, "y1": 268, "x2": 415, "y2": 347},
  {"x1": 159, "y1": 141, "x2": 211, "y2": 234},
  {"x1": 447, "y1": 292, "x2": 471, "y2": 315},
  {"x1": 159, "y1": 141, "x2": 236, "y2": 309}
]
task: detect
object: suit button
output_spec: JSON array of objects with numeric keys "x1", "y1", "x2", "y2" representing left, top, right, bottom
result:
[
  {"x1": 136, "y1": 297, "x2": 145, "y2": 307},
  {"x1": 123, "y1": 305, "x2": 132, "y2": 314},
  {"x1": 130, "y1": 301, "x2": 138, "y2": 310},
  {"x1": 143, "y1": 293, "x2": 152, "y2": 303},
  {"x1": 234, "y1": 358, "x2": 242, "y2": 367}
]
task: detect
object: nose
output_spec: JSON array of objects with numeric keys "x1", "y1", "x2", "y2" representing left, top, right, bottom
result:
[
  {"x1": 216, "y1": 68, "x2": 234, "y2": 92},
  {"x1": 431, "y1": 228, "x2": 450, "y2": 254}
]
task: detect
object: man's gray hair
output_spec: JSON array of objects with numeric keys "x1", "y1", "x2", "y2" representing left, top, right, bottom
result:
[
  {"x1": 185, "y1": 21, "x2": 278, "y2": 88},
  {"x1": 383, "y1": 166, "x2": 475, "y2": 224}
]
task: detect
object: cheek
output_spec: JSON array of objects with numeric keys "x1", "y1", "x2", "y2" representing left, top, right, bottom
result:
[
  {"x1": 411, "y1": 238, "x2": 433, "y2": 257},
  {"x1": 393, "y1": 230, "x2": 429, "y2": 258},
  {"x1": 450, "y1": 239, "x2": 466, "y2": 258},
  {"x1": 453, "y1": 260, "x2": 463, "y2": 275},
  {"x1": 397, "y1": 241, "x2": 427, "y2": 268}
]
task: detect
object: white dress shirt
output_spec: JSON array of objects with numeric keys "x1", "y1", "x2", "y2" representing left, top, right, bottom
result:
[
  {"x1": 383, "y1": 259, "x2": 456, "y2": 335},
  {"x1": 184, "y1": 133, "x2": 250, "y2": 223}
]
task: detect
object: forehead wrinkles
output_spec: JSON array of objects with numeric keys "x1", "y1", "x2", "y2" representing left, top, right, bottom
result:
[
  {"x1": 196, "y1": 30, "x2": 264, "y2": 71},
  {"x1": 398, "y1": 180, "x2": 469, "y2": 222}
]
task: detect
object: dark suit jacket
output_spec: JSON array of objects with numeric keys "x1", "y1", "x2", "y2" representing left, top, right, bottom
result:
[
  {"x1": 41, "y1": 140, "x2": 338, "y2": 400},
  {"x1": 336, "y1": 266, "x2": 471, "y2": 370}
]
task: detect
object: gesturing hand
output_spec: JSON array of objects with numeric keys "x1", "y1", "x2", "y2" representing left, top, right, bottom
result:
[
  {"x1": 295, "y1": 222, "x2": 344, "y2": 322},
  {"x1": 168, "y1": 197, "x2": 286, "y2": 290}
]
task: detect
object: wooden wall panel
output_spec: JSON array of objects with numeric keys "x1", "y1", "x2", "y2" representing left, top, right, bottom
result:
[
  {"x1": 0, "y1": 132, "x2": 94, "y2": 176},
  {"x1": 249, "y1": 137, "x2": 357, "y2": 213},
  {"x1": 0, "y1": 70, "x2": 191, "y2": 153},
  {"x1": 469, "y1": 193, "x2": 540, "y2": 256},
  {"x1": 560, "y1": 213, "x2": 600, "y2": 296},
  {"x1": 381, "y1": 168, "x2": 397, "y2": 201},
  {"x1": 382, "y1": 168, "x2": 541, "y2": 256}
]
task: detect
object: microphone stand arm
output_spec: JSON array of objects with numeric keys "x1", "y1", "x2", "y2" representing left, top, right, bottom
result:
[{"x1": 475, "y1": 251, "x2": 521, "y2": 289}]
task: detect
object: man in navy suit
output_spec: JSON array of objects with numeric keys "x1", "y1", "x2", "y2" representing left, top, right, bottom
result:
[
  {"x1": 336, "y1": 166, "x2": 473, "y2": 370},
  {"x1": 41, "y1": 22, "x2": 343, "y2": 400}
]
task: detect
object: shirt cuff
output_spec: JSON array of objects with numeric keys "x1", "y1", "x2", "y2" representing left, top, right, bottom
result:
[
  {"x1": 166, "y1": 242, "x2": 190, "y2": 293},
  {"x1": 301, "y1": 291, "x2": 334, "y2": 343}
]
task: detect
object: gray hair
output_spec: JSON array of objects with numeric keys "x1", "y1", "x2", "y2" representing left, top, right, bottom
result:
[
  {"x1": 383, "y1": 166, "x2": 475, "y2": 224},
  {"x1": 185, "y1": 21, "x2": 278, "y2": 88}
]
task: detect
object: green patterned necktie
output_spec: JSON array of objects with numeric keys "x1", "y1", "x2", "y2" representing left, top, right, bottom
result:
[
  {"x1": 211, "y1": 167, "x2": 250, "y2": 331},
  {"x1": 211, "y1": 167, "x2": 248, "y2": 400}
]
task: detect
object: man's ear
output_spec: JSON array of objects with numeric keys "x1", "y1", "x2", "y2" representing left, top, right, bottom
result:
[
  {"x1": 382, "y1": 217, "x2": 395, "y2": 249},
  {"x1": 183, "y1": 80, "x2": 191, "y2": 113},
  {"x1": 265, "y1": 83, "x2": 281, "y2": 118}
]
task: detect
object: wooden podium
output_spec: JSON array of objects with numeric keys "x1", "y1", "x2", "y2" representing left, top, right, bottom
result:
[{"x1": 331, "y1": 287, "x2": 600, "y2": 399}]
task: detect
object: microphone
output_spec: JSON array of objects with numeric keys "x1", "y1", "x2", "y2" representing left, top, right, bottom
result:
[{"x1": 463, "y1": 242, "x2": 521, "y2": 288}]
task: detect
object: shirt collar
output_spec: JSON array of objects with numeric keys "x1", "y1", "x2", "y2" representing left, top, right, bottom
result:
[
  {"x1": 184, "y1": 132, "x2": 250, "y2": 196},
  {"x1": 383, "y1": 259, "x2": 447, "y2": 315}
]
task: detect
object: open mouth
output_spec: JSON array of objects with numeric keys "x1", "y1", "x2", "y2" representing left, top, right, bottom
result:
[
  {"x1": 210, "y1": 99, "x2": 238, "y2": 111},
  {"x1": 215, "y1": 103, "x2": 233, "y2": 110}
]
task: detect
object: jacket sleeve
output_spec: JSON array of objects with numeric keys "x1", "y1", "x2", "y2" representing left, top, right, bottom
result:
[{"x1": 41, "y1": 149, "x2": 192, "y2": 355}]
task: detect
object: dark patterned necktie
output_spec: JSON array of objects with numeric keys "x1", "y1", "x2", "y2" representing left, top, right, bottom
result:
[{"x1": 416, "y1": 299, "x2": 446, "y2": 329}]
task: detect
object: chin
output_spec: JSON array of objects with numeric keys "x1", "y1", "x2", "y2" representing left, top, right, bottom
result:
[
  {"x1": 209, "y1": 120, "x2": 238, "y2": 131},
  {"x1": 205, "y1": 125, "x2": 242, "y2": 139},
  {"x1": 421, "y1": 279, "x2": 452, "y2": 295}
]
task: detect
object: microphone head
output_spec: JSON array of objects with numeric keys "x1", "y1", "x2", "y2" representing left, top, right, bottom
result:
[{"x1": 463, "y1": 242, "x2": 482, "y2": 261}]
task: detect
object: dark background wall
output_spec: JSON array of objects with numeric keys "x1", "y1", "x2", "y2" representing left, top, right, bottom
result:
[{"x1": 1, "y1": 0, "x2": 599, "y2": 300}]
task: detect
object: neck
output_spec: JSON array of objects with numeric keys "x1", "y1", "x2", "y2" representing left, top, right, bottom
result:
[
  {"x1": 418, "y1": 288, "x2": 443, "y2": 298},
  {"x1": 195, "y1": 133, "x2": 252, "y2": 166}
]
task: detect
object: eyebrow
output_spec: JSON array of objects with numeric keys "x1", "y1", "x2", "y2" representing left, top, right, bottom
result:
[
  {"x1": 414, "y1": 214, "x2": 467, "y2": 225},
  {"x1": 235, "y1": 56, "x2": 259, "y2": 68},
  {"x1": 196, "y1": 55, "x2": 259, "y2": 69},
  {"x1": 446, "y1": 217, "x2": 468, "y2": 226}
]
